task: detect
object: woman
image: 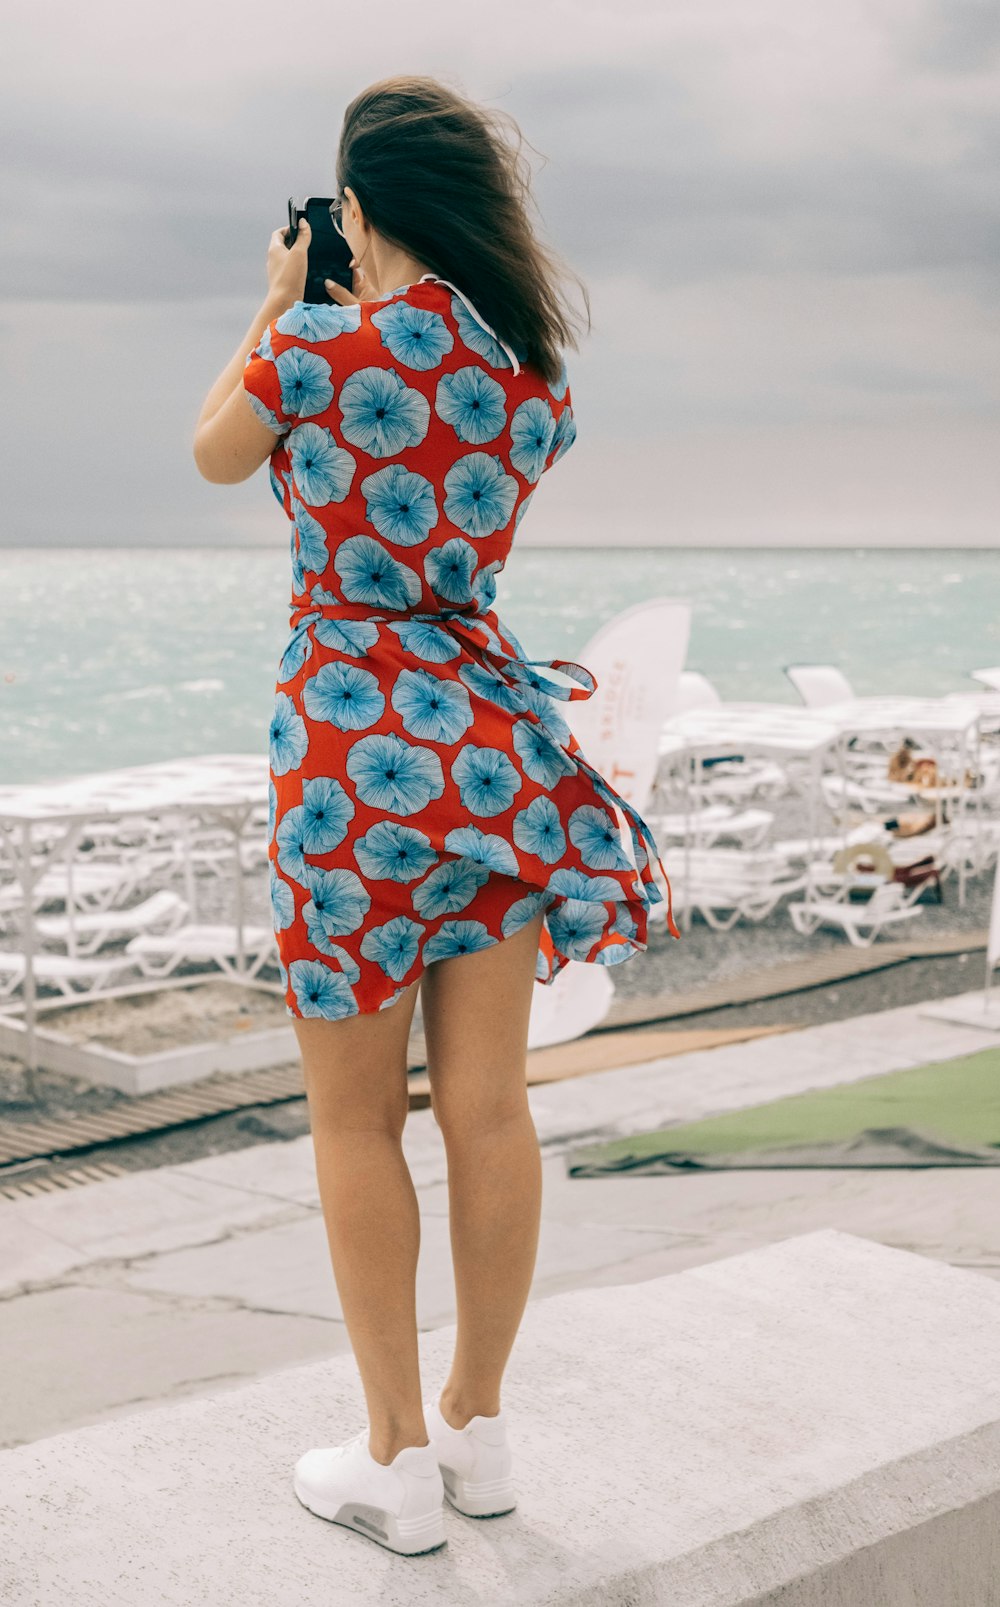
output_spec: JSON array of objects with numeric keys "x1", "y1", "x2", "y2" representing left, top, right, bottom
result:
[{"x1": 194, "y1": 75, "x2": 680, "y2": 1556}]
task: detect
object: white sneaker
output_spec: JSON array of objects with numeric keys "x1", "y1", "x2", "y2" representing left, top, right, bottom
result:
[
  {"x1": 422, "y1": 1393, "x2": 517, "y2": 1517},
  {"x1": 293, "y1": 1427, "x2": 447, "y2": 1555}
]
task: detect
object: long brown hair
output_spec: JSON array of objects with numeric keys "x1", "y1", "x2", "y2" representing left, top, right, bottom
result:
[{"x1": 336, "y1": 76, "x2": 589, "y2": 386}]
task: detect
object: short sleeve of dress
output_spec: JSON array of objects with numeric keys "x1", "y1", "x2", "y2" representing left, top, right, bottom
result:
[
  {"x1": 242, "y1": 319, "x2": 296, "y2": 437},
  {"x1": 241, "y1": 300, "x2": 364, "y2": 438}
]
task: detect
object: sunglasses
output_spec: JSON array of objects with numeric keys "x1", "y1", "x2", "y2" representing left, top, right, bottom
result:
[{"x1": 329, "y1": 196, "x2": 346, "y2": 239}]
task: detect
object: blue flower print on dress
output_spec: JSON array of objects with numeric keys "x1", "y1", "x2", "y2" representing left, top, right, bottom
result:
[
  {"x1": 459, "y1": 661, "x2": 526, "y2": 715},
  {"x1": 513, "y1": 795, "x2": 567, "y2": 864},
  {"x1": 270, "y1": 866, "x2": 296, "y2": 931},
  {"x1": 269, "y1": 460, "x2": 289, "y2": 507},
  {"x1": 511, "y1": 719, "x2": 575, "y2": 789},
  {"x1": 301, "y1": 775, "x2": 355, "y2": 854},
  {"x1": 301, "y1": 865, "x2": 371, "y2": 936},
  {"x1": 291, "y1": 501, "x2": 329, "y2": 575},
  {"x1": 612, "y1": 904, "x2": 637, "y2": 939},
  {"x1": 360, "y1": 915, "x2": 424, "y2": 981},
  {"x1": 339, "y1": 366, "x2": 430, "y2": 458},
  {"x1": 313, "y1": 617, "x2": 380, "y2": 656},
  {"x1": 449, "y1": 295, "x2": 513, "y2": 369},
  {"x1": 302, "y1": 660, "x2": 385, "y2": 732},
  {"x1": 424, "y1": 538, "x2": 477, "y2": 605},
  {"x1": 245, "y1": 386, "x2": 286, "y2": 436},
  {"x1": 361, "y1": 465, "x2": 438, "y2": 547},
  {"x1": 513, "y1": 491, "x2": 533, "y2": 531},
  {"x1": 268, "y1": 779, "x2": 277, "y2": 843},
  {"x1": 354, "y1": 820, "x2": 438, "y2": 883},
  {"x1": 443, "y1": 453, "x2": 518, "y2": 539},
  {"x1": 371, "y1": 302, "x2": 454, "y2": 371},
  {"x1": 509, "y1": 398, "x2": 556, "y2": 483},
  {"x1": 550, "y1": 404, "x2": 577, "y2": 464},
  {"x1": 277, "y1": 629, "x2": 312, "y2": 684},
  {"x1": 275, "y1": 301, "x2": 362, "y2": 341},
  {"x1": 269, "y1": 692, "x2": 308, "y2": 776},
  {"x1": 568, "y1": 805, "x2": 633, "y2": 871},
  {"x1": 423, "y1": 919, "x2": 497, "y2": 964},
  {"x1": 386, "y1": 618, "x2": 462, "y2": 663},
  {"x1": 274, "y1": 347, "x2": 334, "y2": 420},
  {"x1": 412, "y1": 858, "x2": 491, "y2": 920},
  {"x1": 391, "y1": 668, "x2": 473, "y2": 745},
  {"x1": 500, "y1": 890, "x2": 552, "y2": 937},
  {"x1": 303, "y1": 904, "x2": 364, "y2": 971},
  {"x1": 471, "y1": 560, "x2": 503, "y2": 612},
  {"x1": 549, "y1": 356, "x2": 569, "y2": 402},
  {"x1": 547, "y1": 898, "x2": 608, "y2": 962},
  {"x1": 288, "y1": 425, "x2": 356, "y2": 506},
  {"x1": 549, "y1": 867, "x2": 623, "y2": 903},
  {"x1": 519, "y1": 682, "x2": 572, "y2": 745},
  {"x1": 275, "y1": 805, "x2": 307, "y2": 880},
  {"x1": 335, "y1": 535, "x2": 422, "y2": 611},
  {"x1": 444, "y1": 824, "x2": 520, "y2": 877},
  {"x1": 289, "y1": 959, "x2": 358, "y2": 1019},
  {"x1": 347, "y1": 732, "x2": 445, "y2": 816},
  {"x1": 435, "y1": 367, "x2": 507, "y2": 445},
  {"x1": 290, "y1": 527, "x2": 305, "y2": 594},
  {"x1": 451, "y1": 745, "x2": 522, "y2": 817}
]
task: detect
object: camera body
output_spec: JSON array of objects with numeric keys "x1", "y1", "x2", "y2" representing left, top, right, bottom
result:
[{"x1": 286, "y1": 196, "x2": 355, "y2": 301}]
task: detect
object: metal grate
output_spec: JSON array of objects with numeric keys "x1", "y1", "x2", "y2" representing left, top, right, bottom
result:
[
  {"x1": 0, "y1": 1061, "x2": 307, "y2": 1168},
  {"x1": 0, "y1": 1158, "x2": 128, "y2": 1200}
]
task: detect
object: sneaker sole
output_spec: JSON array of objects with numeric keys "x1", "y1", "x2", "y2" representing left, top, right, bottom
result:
[
  {"x1": 293, "y1": 1476, "x2": 447, "y2": 1555},
  {"x1": 439, "y1": 1463, "x2": 517, "y2": 1518}
]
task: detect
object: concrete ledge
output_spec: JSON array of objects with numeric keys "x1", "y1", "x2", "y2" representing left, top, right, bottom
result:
[{"x1": 3, "y1": 1229, "x2": 1000, "y2": 1605}]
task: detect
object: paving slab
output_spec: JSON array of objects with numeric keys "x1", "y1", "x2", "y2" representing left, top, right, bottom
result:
[
  {"x1": 1, "y1": 1281, "x2": 346, "y2": 1450},
  {"x1": 3, "y1": 1230, "x2": 1000, "y2": 1606}
]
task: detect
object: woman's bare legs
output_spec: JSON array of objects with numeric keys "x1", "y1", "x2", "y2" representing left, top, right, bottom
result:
[
  {"x1": 293, "y1": 980, "x2": 426, "y2": 1467},
  {"x1": 420, "y1": 911, "x2": 546, "y2": 1430},
  {"x1": 293, "y1": 908, "x2": 544, "y2": 1459}
]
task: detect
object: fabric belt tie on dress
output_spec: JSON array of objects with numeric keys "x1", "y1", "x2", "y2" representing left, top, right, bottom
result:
[{"x1": 287, "y1": 598, "x2": 681, "y2": 940}]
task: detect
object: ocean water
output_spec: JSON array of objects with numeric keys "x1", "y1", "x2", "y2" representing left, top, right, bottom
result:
[{"x1": 1, "y1": 546, "x2": 996, "y2": 786}]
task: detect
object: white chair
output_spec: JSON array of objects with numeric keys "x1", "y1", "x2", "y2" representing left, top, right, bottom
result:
[
  {"x1": 788, "y1": 881, "x2": 925, "y2": 946},
  {"x1": 650, "y1": 846, "x2": 810, "y2": 931},
  {"x1": 784, "y1": 663, "x2": 856, "y2": 708},
  {"x1": 971, "y1": 667, "x2": 1000, "y2": 692},
  {"x1": 35, "y1": 890, "x2": 189, "y2": 957},
  {"x1": 125, "y1": 923, "x2": 277, "y2": 981},
  {"x1": 651, "y1": 803, "x2": 774, "y2": 850},
  {"x1": 0, "y1": 949, "x2": 141, "y2": 1000}
]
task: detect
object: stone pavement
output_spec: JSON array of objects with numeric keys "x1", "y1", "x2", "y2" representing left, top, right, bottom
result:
[
  {"x1": 4, "y1": 1230, "x2": 1000, "y2": 1606},
  {"x1": 3, "y1": 991, "x2": 999, "y2": 1449}
]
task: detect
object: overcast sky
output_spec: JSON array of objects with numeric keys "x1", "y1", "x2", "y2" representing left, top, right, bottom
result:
[{"x1": 2, "y1": 0, "x2": 997, "y2": 547}]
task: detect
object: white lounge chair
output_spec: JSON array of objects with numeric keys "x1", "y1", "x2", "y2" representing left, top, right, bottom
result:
[
  {"x1": 648, "y1": 846, "x2": 809, "y2": 931},
  {"x1": 784, "y1": 663, "x2": 856, "y2": 707},
  {"x1": 788, "y1": 881, "x2": 925, "y2": 946},
  {"x1": 971, "y1": 667, "x2": 1000, "y2": 692},
  {"x1": 35, "y1": 890, "x2": 188, "y2": 956},
  {"x1": 649, "y1": 803, "x2": 775, "y2": 850},
  {"x1": 0, "y1": 949, "x2": 141, "y2": 1000},
  {"x1": 125, "y1": 923, "x2": 277, "y2": 981}
]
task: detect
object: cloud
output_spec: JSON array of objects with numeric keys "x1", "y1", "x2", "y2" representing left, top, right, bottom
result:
[{"x1": 0, "y1": 0, "x2": 996, "y2": 545}]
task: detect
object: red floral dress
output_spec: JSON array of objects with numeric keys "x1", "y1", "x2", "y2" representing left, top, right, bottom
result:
[{"x1": 242, "y1": 273, "x2": 680, "y2": 1019}]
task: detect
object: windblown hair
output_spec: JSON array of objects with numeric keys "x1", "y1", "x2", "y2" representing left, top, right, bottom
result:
[{"x1": 336, "y1": 76, "x2": 589, "y2": 385}]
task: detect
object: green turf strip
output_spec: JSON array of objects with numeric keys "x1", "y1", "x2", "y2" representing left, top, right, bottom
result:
[{"x1": 570, "y1": 1044, "x2": 1000, "y2": 1167}]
